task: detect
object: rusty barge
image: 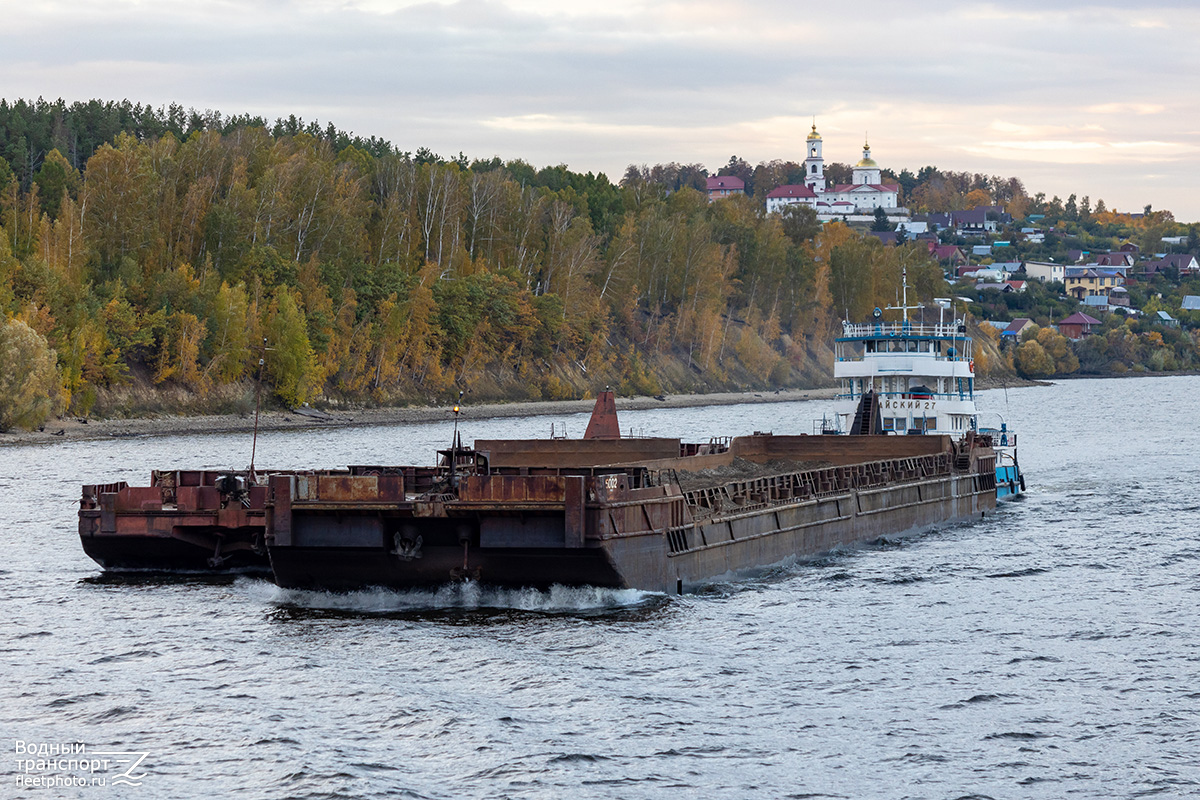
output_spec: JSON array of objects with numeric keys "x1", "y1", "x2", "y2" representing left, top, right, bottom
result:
[{"x1": 79, "y1": 391, "x2": 997, "y2": 593}]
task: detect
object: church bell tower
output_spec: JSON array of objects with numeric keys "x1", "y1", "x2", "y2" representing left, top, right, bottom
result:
[{"x1": 804, "y1": 122, "x2": 825, "y2": 192}]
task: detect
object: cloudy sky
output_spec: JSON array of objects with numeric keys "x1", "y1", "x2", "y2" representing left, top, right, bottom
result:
[{"x1": 4, "y1": 1, "x2": 1199, "y2": 219}]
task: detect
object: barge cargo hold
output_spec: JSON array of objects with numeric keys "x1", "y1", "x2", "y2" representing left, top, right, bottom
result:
[{"x1": 79, "y1": 391, "x2": 997, "y2": 592}]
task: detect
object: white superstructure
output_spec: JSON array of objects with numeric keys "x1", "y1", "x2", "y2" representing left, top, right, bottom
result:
[{"x1": 832, "y1": 279, "x2": 977, "y2": 437}]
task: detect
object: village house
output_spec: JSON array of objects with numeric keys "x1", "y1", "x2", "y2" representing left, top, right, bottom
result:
[
  {"x1": 1094, "y1": 252, "x2": 1134, "y2": 268},
  {"x1": 706, "y1": 176, "x2": 745, "y2": 201},
  {"x1": 952, "y1": 206, "x2": 1012, "y2": 236},
  {"x1": 1001, "y1": 318, "x2": 1036, "y2": 342},
  {"x1": 1144, "y1": 254, "x2": 1199, "y2": 276},
  {"x1": 896, "y1": 221, "x2": 928, "y2": 237},
  {"x1": 925, "y1": 212, "x2": 952, "y2": 231},
  {"x1": 1064, "y1": 268, "x2": 1126, "y2": 300},
  {"x1": 1023, "y1": 261, "x2": 1065, "y2": 283},
  {"x1": 1058, "y1": 312, "x2": 1102, "y2": 340},
  {"x1": 1020, "y1": 227, "x2": 1045, "y2": 243},
  {"x1": 927, "y1": 242, "x2": 966, "y2": 266},
  {"x1": 1154, "y1": 311, "x2": 1180, "y2": 328}
]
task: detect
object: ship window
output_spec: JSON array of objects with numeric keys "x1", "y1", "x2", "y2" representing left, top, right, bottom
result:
[{"x1": 882, "y1": 418, "x2": 895, "y2": 431}]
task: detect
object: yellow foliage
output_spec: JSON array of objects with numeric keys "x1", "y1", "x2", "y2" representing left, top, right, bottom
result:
[
  {"x1": 733, "y1": 327, "x2": 776, "y2": 382},
  {"x1": 0, "y1": 318, "x2": 62, "y2": 430}
]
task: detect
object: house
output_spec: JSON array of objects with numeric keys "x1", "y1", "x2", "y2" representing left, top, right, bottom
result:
[
  {"x1": 1058, "y1": 312, "x2": 1102, "y2": 340},
  {"x1": 1118, "y1": 242, "x2": 1140, "y2": 254},
  {"x1": 1001, "y1": 318, "x2": 1036, "y2": 341},
  {"x1": 1154, "y1": 310, "x2": 1180, "y2": 328},
  {"x1": 1145, "y1": 254, "x2": 1199, "y2": 275},
  {"x1": 1024, "y1": 260, "x2": 1065, "y2": 283},
  {"x1": 706, "y1": 175, "x2": 745, "y2": 201},
  {"x1": 953, "y1": 208, "x2": 992, "y2": 236},
  {"x1": 868, "y1": 231, "x2": 899, "y2": 246},
  {"x1": 1078, "y1": 263, "x2": 1128, "y2": 278},
  {"x1": 1095, "y1": 252, "x2": 1134, "y2": 268},
  {"x1": 896, "y1": 221, "x2": 928, "y2": 237},
  {"x1": 926, "y1": 213, "x2": 952, "y2": 231},
  {"x1": 971, "y1": 244, "x2": 993, "y2": 257},
  {"x1": 1020, "y1": 227, "x2": 1045, "y2": 243},
  {"x1": 1005, "y1": 280, "x2": 1028, "y2": 292},
  {"x1": 764, "y1": 184, "x2": 816, "y2": 213},
  {"x1": 1067, "y1": 249, "x2": 1088, "y2": 263},
  {"x1": 1083, "y1": 295, "x2": 1111, "y2": 313},
  {"x1": 928, "y1": 242, "x2": 966, "y2": 265},
  {"x1": 1107, "y1": 286, "x2": 1130, "y2": 307},
  {"x1": 1162, "y1": 236, "x2": 1189, "y2": 246},
  {"x1": 1065, "y1": 268, "x2": 1125, "y2": 300},
  {"x1": 1182, "y1": 295, "x2": 1200, "y2": 311}
]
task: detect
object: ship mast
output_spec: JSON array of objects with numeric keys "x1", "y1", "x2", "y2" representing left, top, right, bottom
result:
[{"x1": 885, "y1": 267, "x2": 922, "y2": 323}]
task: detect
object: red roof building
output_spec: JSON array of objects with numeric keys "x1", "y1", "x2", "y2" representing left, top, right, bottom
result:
[
  {"x1": 706, "y1": 176, "x2": 745, "y2": 202},
  {"x1": 764, "y1": 184, "x2": 817, "y2": 214},
  {"x1": 1057, "y1": 312, "x2": 1102, "y2": 340}
]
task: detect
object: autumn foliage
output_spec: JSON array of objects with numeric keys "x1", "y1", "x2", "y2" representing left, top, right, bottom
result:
[{"x1": 0, "y1": 121, "x2": 955, "y2": 416}]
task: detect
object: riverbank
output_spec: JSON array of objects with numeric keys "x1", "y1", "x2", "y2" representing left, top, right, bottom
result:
[{"x1": 0, "y1": 387, "x2": 841, "y2": 447}]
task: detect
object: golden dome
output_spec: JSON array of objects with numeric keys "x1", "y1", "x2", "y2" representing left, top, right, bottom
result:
[
  {"x1": 806, "y1": 123, "x2": 821, "y2": 140},
  {"x1": 855, "y1": 139, "x2": 875, "y2": 167}
]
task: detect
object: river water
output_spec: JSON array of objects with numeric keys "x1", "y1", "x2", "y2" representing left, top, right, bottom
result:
[{"x1": 2, "y1": 376, "x2": 1198, "y2": 799}]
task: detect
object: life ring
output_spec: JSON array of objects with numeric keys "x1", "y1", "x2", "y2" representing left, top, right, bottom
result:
[{"x1": 968, "y1": 360, "x2": 975, "y2": 372}]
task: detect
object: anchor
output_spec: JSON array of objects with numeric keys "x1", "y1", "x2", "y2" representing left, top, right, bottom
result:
[{"x1": 390, "y1": 532, "x2": 423, "y2": 561}]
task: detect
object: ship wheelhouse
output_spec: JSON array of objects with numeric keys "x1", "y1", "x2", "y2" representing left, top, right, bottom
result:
[{"x1": 833, "y1": 320, "x2": 978, "y2": 437}]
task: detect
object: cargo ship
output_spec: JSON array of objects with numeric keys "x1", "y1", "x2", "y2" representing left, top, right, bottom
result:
[{"x1": 80, "y1": 389, "x2": 999, "y2": 593}]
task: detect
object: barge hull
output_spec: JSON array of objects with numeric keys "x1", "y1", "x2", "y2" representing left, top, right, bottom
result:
[{"x1": 267, "y1": 439, "x2": 997, "y2": 594}]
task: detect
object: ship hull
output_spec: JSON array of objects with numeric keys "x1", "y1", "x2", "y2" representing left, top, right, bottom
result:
[
  {"x1": 78, "y1": 473, "x2": 271, "y2": 574},
  {"x1": 79, "y1": 415, "x2": 1000, "y2": 593},
  {"x1": 267, "y1": 441, "x2": 997, "y2": 594}
]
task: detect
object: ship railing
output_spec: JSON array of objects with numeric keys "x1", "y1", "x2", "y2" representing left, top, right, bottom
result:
[
  {"x1": 976, "y1": 411, "x2": 1016, "y2": 448},
  {"x1": 833, "y1": 390, "x2": 971, "y2": 402},
  {"x1": 840, "y1": 322, "x2": 967, "y2": 339},
  {"x1": 834, "y1": 354, "x2": 973, "y2": 363},
  {"x1": 979, "y1": 428, "x2": 1016, "y2": 448},
  {"x1": 661, "y1": 452, "x2": 959, "y2": 555},
  {"x1": 680, "y1": 453, "x2": 953, "y2": 517}
]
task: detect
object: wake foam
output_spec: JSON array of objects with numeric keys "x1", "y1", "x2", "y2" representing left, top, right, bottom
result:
[{"x1": 235, "y1": 577, "x2": 657, "y2": 613}]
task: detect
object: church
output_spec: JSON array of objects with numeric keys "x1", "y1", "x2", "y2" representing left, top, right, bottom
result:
[{"x1": 765, "y1": 125, "x2": 904, "y2": 221}]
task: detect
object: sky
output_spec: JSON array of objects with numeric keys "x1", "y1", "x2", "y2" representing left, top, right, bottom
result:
[{"x1": 3, "y1": 0, "x2": 1199, "y2": 220}]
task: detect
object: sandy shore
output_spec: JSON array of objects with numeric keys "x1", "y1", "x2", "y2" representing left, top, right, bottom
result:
[{"x1": 0, "y1": 387, "x2": 841, "y2": 448}]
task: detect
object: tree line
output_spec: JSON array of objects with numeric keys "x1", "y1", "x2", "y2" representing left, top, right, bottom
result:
[{"x1": 0, "y1": 99, "x2": 966, "y2": 429}]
